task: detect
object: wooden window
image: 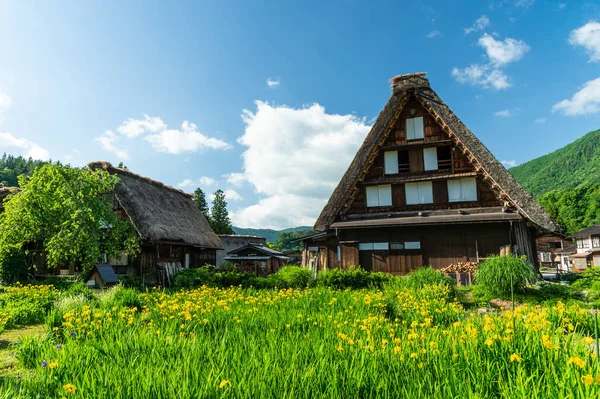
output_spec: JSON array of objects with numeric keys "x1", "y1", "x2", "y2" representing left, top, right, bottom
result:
[
  {"x1": 359, "y1": 242, "x2": 389, "y2": 251},
  {"x1": 398, "y1": 150, "x2": 410, "y2": 173},
  {"x1": 405, "y1": 182, "x2": 433, "y2": 205},
  {"x1": 548, "y1": 242, "x2": 562, "y2": 249},
  {"x1": 404, "y1": 241, "x2": 421, "y2": 250},
  {"x1": 390, "y1": 242, "x2": 405, "y2": 250},
  {"x1": 577, "y1": 238, "x2": 589, "y2": 249},
  {"x1": 540, "y1": 252, "x2": 552, "y2": 263},
  {"x1": 409, "y1": 148, "x2": 424, "y2": 172},
  {"x1": 437, "y1": 146, "x2": 452, "y2": 170},
  {"x1": 366, "y1": 185, "x2": 392, "y2": 207},
  {"x1": 423, "y1": 148, "x2": 438, "y2": 171},
  {"x1": 384, "y1": 151, "x2": 399, "y2": 174},
  {"x1": 447, "y1": 178, "x2": 477, "y2": 202},
  {"x1": 406, "y1": 117, "x2": 424, "y2": 140},
  {"x1": 593, "y1": 236, "x2": 600, "y2": 248}
]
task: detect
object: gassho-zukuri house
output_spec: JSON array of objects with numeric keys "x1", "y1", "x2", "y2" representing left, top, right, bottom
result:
[
  {"x1": 87, "y1": 162, "x2": 222, "y2": 282},
  {"x1": 300, "y1": 73, "x2": 559, "y2": 274}
]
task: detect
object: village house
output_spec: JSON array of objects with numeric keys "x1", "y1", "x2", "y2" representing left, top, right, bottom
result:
[
  {"x1": 216, "y1": 234, "x2": 267, "y2": 267},
  {"x1": 224, "y1": 243, "x2": 288, "y2": 276},
  {"x1": 301, "y1": 73, "x2": 559, "y2": 274},
  {"x1": 563, "y1": 223, "x2": 600, "y2": 272},
  {"x1": 536, "y1": 233, "x2": 571, "y2": 269},
  {"x1": 87, "y1": 162, "x2": 222, "y2": 283}
]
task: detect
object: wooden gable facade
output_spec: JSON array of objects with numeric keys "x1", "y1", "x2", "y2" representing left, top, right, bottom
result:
[{"x1": 302, "y1": 73, "x2": 559, "y2": 274}]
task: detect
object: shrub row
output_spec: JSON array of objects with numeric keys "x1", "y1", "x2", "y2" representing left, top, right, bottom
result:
[{"x1": 172, "y1": 265, "x2": 454, "y2": 291}]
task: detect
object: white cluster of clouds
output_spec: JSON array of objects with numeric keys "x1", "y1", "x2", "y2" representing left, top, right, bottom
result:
[
  {"x1": 0, "y1": 90, "x2": 50, "y2": 161},
  {"x1": 229, "y1": 101, "x2": 371, "y2": 229},
  {"x1": 95, "y1": 114, "x2": 231, "y2": 160},
  {"x1": 553, "y1": 21, "x2": 600, "y2": 116},
  {"x1": 464, "y1": 15, "x2": 490, "y2": 35},
  {"x1": 177, "y1": 176, "x2": 216, "y2": 189},
  {"x1": 267, "y1": 77, "x2": 280, "y2": 88},
  {"x1": 453, "y1": 19, "x2": 530, "y2": 91}
]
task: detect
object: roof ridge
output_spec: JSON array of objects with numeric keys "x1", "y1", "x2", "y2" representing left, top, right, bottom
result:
[{"x1": 88, "y1": 161, "x2": 192, "y2": 198}]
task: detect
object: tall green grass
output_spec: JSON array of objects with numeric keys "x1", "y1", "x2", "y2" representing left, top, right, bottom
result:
[{"x1": 1, "y1": 283, "x2": 598, "y2": 398}]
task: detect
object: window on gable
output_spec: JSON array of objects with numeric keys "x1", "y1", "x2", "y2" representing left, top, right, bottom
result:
[
  {"x1": 384, "y1": 151, "x2": 399, "y2": 174},
  {"x1": 423, "y1": 147, "x2": 438, "y2": 171},
  {"x1": 447, "y1": 178, "x2": 477, "y2": 202},
  {"x1": 405, "y1": 182, "x2": 433, "y2": 205},
  {"x1": 593, "y1": 236, "x2": 600, "y2": 248},
  {"x1": 577, "y1": 238, "x2": 589, "y2": 249},
  {"x1": 406, "y1": 117, "x2": 424, "y2": 140},
  {"x1": 366, "y1": 185, "x2": 392, "y2": 207}
]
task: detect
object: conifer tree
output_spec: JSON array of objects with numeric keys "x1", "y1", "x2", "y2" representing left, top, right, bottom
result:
[
  {"x1": 210, "y1": 189, "x2": 234, "y2": 234},
  {"x1": 192, "y1": 188, "x2": 210, "y2": 219}
]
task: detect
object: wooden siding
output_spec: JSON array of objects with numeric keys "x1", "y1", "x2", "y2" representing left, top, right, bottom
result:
[{"x1": 303, "y1": 223, "x2": 515, "y2": 274}]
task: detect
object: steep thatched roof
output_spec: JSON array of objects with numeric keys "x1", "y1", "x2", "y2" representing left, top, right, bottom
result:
[
  {"x1": 0, "y1": 186, "x2": 19, "y2": 213},
  {"x1": 314, "y1": 73, "x2": 559, "y2": 233},
  {"x1": 88, "y1": 161, "x2": 222, "y2": 249}
]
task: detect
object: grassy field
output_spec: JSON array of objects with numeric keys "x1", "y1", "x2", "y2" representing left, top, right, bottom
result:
[{"x1": 0, "y1": 281, "x2": 599, "y2": 398}]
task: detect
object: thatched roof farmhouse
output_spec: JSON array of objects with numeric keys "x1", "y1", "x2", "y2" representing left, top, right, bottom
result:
[
  {"x1": 302, "y1": 73, "x2": 558, "y2": 274},
  {"x1": 89, "y1": 162, "x2": 222, "y2": 281}
]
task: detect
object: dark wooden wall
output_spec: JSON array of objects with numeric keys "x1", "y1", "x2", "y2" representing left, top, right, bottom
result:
[{"x1": 303, "y1": 223, "x2": 513, "y2": 274}]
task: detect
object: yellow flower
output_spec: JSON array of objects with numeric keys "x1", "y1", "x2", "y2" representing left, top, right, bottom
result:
[
  {"x1": 484, "y1": 338, "x2": 493, "y2": 346},
  {"x1": 63, "y1": 383, "x2": 77, "y2": 395},
  {"x1": 510, "y1": 353, "x2": 521, "y2": 363},
  {"x1": 219, "y1": 380, "x2": 231, "y2": 389},
  {"x1": 581, "y1": 336, "x2": 594, "y2": 345},
  {"x1": 286, "y1": 324, "x2": 291, "y2": 329},
  {"x1": 567, "y1": 357, "x2": 585, "y2": 369},
  {"x1": 580, "y1": 374, "x2": 594, "y2": 385},
  {"x1": 49, "y1": 361, "x2": 58, "y2": 369},
  {"x1": 410, "y1": 352, "x2": 418, "y2": 359},
  {"x1": 337, "y1": 346, "x2": 344, "y2": 352},
  {"x1": 393, "y1": 346, "x2": 401, "y2": 355}
]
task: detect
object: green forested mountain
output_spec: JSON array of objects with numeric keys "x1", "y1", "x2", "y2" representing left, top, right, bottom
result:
[
  {"x1": 509, "y1": 129, "x2": 600, "y2": 198},
  {"x1": 508, "y1": 129, "x2": 600, "y2": 234},
  {"x1": 232, "y1": 226, "x2": 312, "y2": 245}
]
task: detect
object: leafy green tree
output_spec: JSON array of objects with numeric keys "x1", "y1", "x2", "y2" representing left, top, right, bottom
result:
[
  {"x1": 209, "y1": 189, "x2": 234, "y2": 234},
  {"x1": 0, "y1": 163, "x2": 141, "y2": 276},
  {"x1": 0, "y1": 153, "x2": 48, "y2": 187},
  {"x1": 192, "y1": 188, "x2": 210, "y2": 219},
  {"x1": 274, "y1": 229, "x2": 314, "y2": 251}
]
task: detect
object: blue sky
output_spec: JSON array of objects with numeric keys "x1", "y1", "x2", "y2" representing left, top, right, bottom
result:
[{"x1": 1, "y1": 0, "x2": 600, "y2": 229}]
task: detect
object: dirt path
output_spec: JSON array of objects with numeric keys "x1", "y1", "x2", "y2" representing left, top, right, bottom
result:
[{"x1": 0, "y1": 324, "x2": 45, "y2": 378}]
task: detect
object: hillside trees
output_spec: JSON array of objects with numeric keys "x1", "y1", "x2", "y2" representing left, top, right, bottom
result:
[
  {"x1": 538, "y1": 183, "x2": 600, "y2": 234},
  {"x1": 0, "y1": 163, "x2": 141, "y2": 279},
  {"x1": 0, "y1": 153, "x2": 48, "y2": 187}
]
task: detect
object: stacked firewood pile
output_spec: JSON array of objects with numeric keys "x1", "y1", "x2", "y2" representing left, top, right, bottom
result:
[{"x1": 440, "y1": 261, "x2": 478, "y2": 274}]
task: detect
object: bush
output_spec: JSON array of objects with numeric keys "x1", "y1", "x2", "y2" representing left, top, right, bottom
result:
[
  {"x1": 571, "y1": 268, "x2": 600, "y2": 290},
  {"x1": 218, "y1": 261, "x2": 237, "y2": 273},
  {"x1": 98, "y1": 285, "x2": 143, "y2": 310},
  {"x1": 173, "y1": 267, "x2": 215, "y2": 289},
  {"x1": 0, "y1": 247, "x2": 28, "y2": 284},
  {"x1": 61, "y1": 281, "x2": 95, "y2": 301},
  {"x1": 275, "y1": 266, "x2": 314, "y2": 289},
  {"x1": 317, "y1": 266, "x2": 392, "y2": 289},
  {"x1": 119, "y1": 274, "x2": 144, "y2": 290},
  {"x1": 38, "y1": 276, "x2": 79, "y2": 291},
  {"x1": 403, "y1": 267, "x2": 454, "y2": 289},
  {"x1": 476, "y1": 255, "x2": 535, "y2": 296}
]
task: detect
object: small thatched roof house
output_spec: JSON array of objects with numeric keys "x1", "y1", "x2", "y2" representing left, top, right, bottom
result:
[
  {"x1": 301, "y1": 73, "x2": 558, "y2": 274},
  {"x1": 88, "y1": 162, "x2": 222, "y2": 281}
]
